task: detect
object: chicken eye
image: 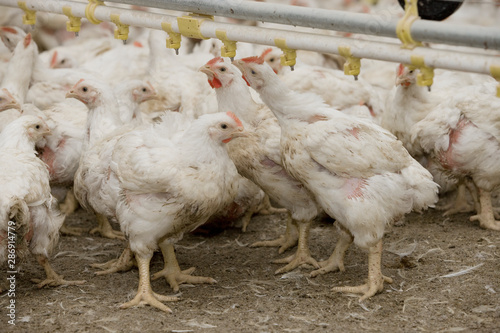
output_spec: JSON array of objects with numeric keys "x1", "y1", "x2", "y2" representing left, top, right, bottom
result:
[
  {"x1": 142, "y1": 88, "x2": 147, "y2": 92},
  {"x1": 251, "y1": 70, "x2": 256, "y2": 75},
  {"x1": 35, "y1": 124, "x2": 40, "y2": 129},
  {"x1": 82, "y1": 87, "x2": 88, "y2": 92},
  {"x1": 269, "y1": 57, "x2": 275, "y2": 62},
  {"x1": 220, "y1": 67, "x2": 226, "y2": 72},
  {"x1": 409, "y1": 70, "x2": 414, "y2": 74},
  {"x1": 221, "y1": 123, "x2": 228, "y2": 129},
  {"x1": 61, "y1": 59, "x2": 66, "y2": 64}
]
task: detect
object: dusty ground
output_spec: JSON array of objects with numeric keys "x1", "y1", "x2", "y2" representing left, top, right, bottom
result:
[{"x1": 1, "y1": 200, "x2": 500, "y2": 333}]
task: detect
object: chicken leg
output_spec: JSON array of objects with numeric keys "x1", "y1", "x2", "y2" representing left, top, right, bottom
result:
[
  {"x1": 59, "y1": 189, "x2": 88, "y2": 236},
  {"x1": 32, "y1": 255, "x2": 86, "y2": 288},
  {"x1": 331, "y1": 240, "x2": 393, "y2": 301},
  {"x1": 273, "y1": 219, "x2": 320, "y2": 274},
  {"x1": 310, "y1": 228, "x2": 353, "y2": 277},
  {"x1": 250, "y1": 212, "x2": 299, "y2": 254},
  {"x1": 92, "y1": 246, "x2": 136, "y2": 275},
  {"x1": 440, "y1": 183, "x2": 475, "y2": 216},
  {"x1": 151, "y1": 242, "x2": 216, "y2": 292},
  {"x1": 90, "y1": 213, "x2": 126, "y2": 240},
  {"x1": 120, "y1": 252, "x2": 178, "y2": 313},
  {"x1": 470, "y1": 188, "x2": 500, "y2": 231},
  {"x1": 241, "y1": 194, "x2": 287, "y2": 232}
]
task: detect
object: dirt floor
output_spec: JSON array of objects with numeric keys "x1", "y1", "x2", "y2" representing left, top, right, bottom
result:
[{"x1": 1, "y1": 199, "x2": 500, "y2": 333}]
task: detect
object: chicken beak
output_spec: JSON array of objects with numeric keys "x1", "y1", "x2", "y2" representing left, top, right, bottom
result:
[
  {"x1": 65, "y1": 90, "x2": 77, "y2": 99},
  {"x1": 395, "y1": 77, "x2": 411, "y2": 87},
  {"x1": 199, "y1": 65, "x2": 214, "y2": 79},
  {"x1": 232, "y1": 60, "x2": 244, "y2": 73},
  {"x1": 231, "y1": 126, "x2": 249, "y2": 139}
]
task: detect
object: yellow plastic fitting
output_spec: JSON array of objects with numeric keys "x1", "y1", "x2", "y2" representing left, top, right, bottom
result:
[
  {"x1": 274, "y1": 38, "x2": 296, "y2": 71},
  {"x1": 161, "y1": 22, "x2": 182, "y2": 54},
  {"x1": 62, "y1": 6, "x2": 82, "y2": 35},
  {"x1": 410, "y1": 55, "x2": 434, "y2": 90},
  {"x1": 396, "y1": 0, "x2": 422, "y2": 50},
  {"x1": 18, "y1": 1, "x2": 36, "y2": 27},
  {"x1": 338, "y1": 45, "x2": 361, "y2": 80},
  {"x1": 85, "y1": 0, "x2": 105, "y2": 25},
  {"x1": 216, "y1": 30, "x2": 237, "y2": 60},
  {"x1": 110, "y1": 14, "x2": 129, "y2": 43},
  {"x1": 177, "y1": 13, "x2": 213, "y2": 40},
  {"x1": 490, "y1": 65, "x2": 500, "y2": 98}
]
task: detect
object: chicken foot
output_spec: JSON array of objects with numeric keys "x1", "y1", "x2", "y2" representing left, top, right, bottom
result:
[
  {"x1": 241, "y1": 194, "x2": 287, "y2": 232},
  {"x1": 470, "y1": 188, "x2": 500, "y2": 231},
  {"x1": 331, "y1": 240, "x2": 393, "y2": 301},
  {"x1": 151, "y1": 243, "x2": 216, "y2": 292},
  {"x1": 59, "y1": 189, "x2": 87, "y2": 236},
  {"x1": 92, "y1": 246, "x2": 136, "y2": 275},
  {"x1": 120, "y1": 252, "x2": 178, "y2": 313},
  {"x1": 90, "y1": 213, "x2": 125, "y2": 240},
  {"x1": 250, "y1": 212, "x2": 298, "y2": 254},
  {"x1": 32, "y1": 255, "x2": 86, "y2": 288},
  {"x1": 441, "y1": 183, "x2": 475, "y2": 216},
  {"x1": 273, "y1": 220, "x2": 320, "y2": 274},
  {"x1": 310, "y1": 229, "x2": 353, "y2": 277}
]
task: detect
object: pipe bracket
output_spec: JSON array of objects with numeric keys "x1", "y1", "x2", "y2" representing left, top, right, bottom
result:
[
  {"x1": 110, "y1": 14, "x2": 129, "y2": 42},
  {"x1": 177, "y1": 13, "x2": 213, "y2": 40},
  {"x1": 274, "y1": 38, "x2": 296, "y2": 71},
  {"x1": 338, "y1": 45, "x2": 361, "y2": 80},
  {"x1": 18, "y1": 1, "x2": 36, "y2": 27},
  {"x1": 396, "y1": 0, "x2": 422, "y2": 50},
  {"x1": 62, "y1": 6, "x2": 81, "y2": 34},
  {"x1": 216, "y1": 30, "x2": 237, "y2": 60},
  {"x1": 85, "y1": 0, "x2": 104, "y2": 25},
  {"x1": 161, "y1": 22, "x2": 182, "y2": 53}
]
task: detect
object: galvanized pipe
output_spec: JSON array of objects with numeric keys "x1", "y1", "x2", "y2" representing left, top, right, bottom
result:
[
  {"x1": 103, "y1": 0, "x2": 500, "y2": 50},
  {"x1": 0, "y1": 0, "x2": 498, "y2": 78}
]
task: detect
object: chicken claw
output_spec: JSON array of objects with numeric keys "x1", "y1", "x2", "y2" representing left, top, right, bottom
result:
[
  {"x1": 120, "y1": 253, "x2": 178, "y2": 313},
  {"x1": 32, "y1": 255, "x2": 86, "y2": 288},
  {"x1": 59, "y1": 222, "x2": 88, "y2": 236},
  {"x1": 250, "y1": 215, "x2": 298, "y2": 254},
  {"x1": 470, "y1": 188, "x2": 500, "y2": 231},
  {"x1": 92, "y1": 247, "x2": 136, "y2": 275},
  {"x1": 330, "y1": 240, "x2": 392, "y2": 301},
  {"x1": 90, "y1": 213, "x2": 126, "y2": 240},
  {"x1": 273, "y1": 221, "x2": 319, "y2": 274},
  {"x1": 152, "y1": 243, "x2": 216, "y2": 292},
  {"x1": 310, "y1": 232, "x2": 352, "y2": 277}
]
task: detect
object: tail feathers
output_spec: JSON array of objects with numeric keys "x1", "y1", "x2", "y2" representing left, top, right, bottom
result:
[
  {"x1": 9, "y1": 198, "x2": 30, "y2": 224},
  {"x1": 403, "y1": 161, "x2": 440, "y2": 212}
]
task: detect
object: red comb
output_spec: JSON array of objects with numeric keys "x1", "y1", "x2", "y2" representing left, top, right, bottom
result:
[
  {"x1": 397, "y1": 63, "x2": 405, "y2": 76},
  {"x1": 50, "y1": 51, "x2": 58, "y2": 68},
  {"x1": 23, "y1": 33, "x2": 32, "y2": 48},
  {"x1": 260, "y1": 48, "x2": 273, "y2": 58},
  {"x1": 1, "y1": 27, "x2": 18, "y2": 34},
  {"x1": 206, "y1": 57, "x2": 223, "y2": 66},
  {"x1": 72, "y1": 78, "x2": 85, "y2": 89},
  {"x1": 241, "y1": 56, "x2": 264, "y2": 64},
  {"x1": 226, "y1": 111, "x2": 243, "y2": 127},
  {"x1": 133, "y1": 41, "x2": 143, "y2": 48}
]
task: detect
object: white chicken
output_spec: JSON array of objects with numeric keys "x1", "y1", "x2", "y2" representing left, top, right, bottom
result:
[
  {"x1": 235, "y1": 56, "x2": 438, "y2": 301},
  {"x1": 0, "y1": 32, "x2": 36, "y2": 105},
  {"x1": 259, "y1": 48, "x2": 384, "y2": 123},
  {"x1": 411, "y1": 84, "x2": 500, "y2": 231},
  {"x1": 200, "y1": 57, "x2": 320, "y2": 274},
  {"x1": 110, "y1": 111, "x2": 247, "y2": 312},
  {"x1": 0, "y1": 115, "x2": 85, "y2": 288},
  {"x1": 67, "y1": 78, "x2": 157, "y2": 239},
  {"x1": 67, "y1": 78, "x2": 124, "y2": 240}
]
